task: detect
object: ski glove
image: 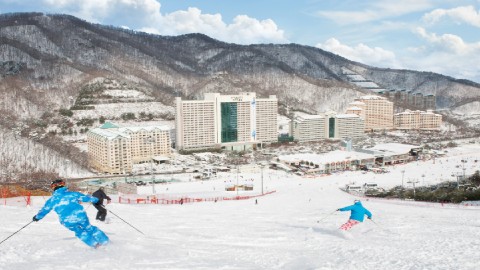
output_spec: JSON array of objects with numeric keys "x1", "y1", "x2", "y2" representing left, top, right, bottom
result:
[
  {"x1": 367, "y1": 216, "x2": 372, "y2": 219},
  {"x1": 32, "y1": 215, "x2": 40, "y2": 222}
]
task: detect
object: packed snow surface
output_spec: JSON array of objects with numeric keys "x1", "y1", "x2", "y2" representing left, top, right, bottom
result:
[{"x1": 1, "y1": 145, "x2": 480, "y2": 270}]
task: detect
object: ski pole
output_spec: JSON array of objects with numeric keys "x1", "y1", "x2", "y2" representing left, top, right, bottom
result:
[
  {"x1": 0, "y1": 220, "x2": 34, "y2": 246},
  {"x1": 368, "y1": 218, "x2": 379, "y2": 227},
  {"x1": 104, "y1": 207, "x2": 145, "y2": 235},
  {"x1": 316, "y1": 210, "x2": 338, "y2": 223}
]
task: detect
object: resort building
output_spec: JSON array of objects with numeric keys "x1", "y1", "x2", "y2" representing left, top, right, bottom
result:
[
  {"x1": 278, "y1": 151, "x2": 376, "y2": 174},
  {"x1": 290, "y1": 114, "x2": 326, "y2": 142},
  {"x1": 290, "y1": 112, "x2": 364, "y2": 142},
  {"x1": 328, "y1": 112, "x2": 365, "y2": 140},
  {"x1": 175, "y1": 92, "x2": 278, "y2": 152},
  {"x1": 278, "y1": 143, "x2": 421, "y2": 174},
  {"x1": 394, "y1": 110, "x2": 442, "y2": 130},
  {"x1": 359, "y1": 143, "x2": 422, "y2": 166},
  {"x1": 87, "y1": 123, "x2": 171, "y2": 174},
  {"x1": 349, "y1": 96, "x2": 394, "y2": 131}
]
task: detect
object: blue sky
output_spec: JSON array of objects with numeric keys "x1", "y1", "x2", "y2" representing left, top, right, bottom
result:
[{"x1": 1, "y1": 0, "x2": 479, "y2": 82}]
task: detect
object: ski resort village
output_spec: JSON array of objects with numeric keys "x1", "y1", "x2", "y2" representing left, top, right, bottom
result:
[{"x1": 2, "y1": 86, "x2": 480, "y2": 270}]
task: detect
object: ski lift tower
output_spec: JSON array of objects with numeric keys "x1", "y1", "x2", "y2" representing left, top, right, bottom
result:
[{"x1": 407, "y1": 179, "x2": 419, "y2": 198}]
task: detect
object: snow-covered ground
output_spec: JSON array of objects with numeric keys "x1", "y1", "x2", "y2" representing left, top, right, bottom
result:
[
  {"x1": 73, "y1": 102, "x2": 174, "y2": 119},
  {"x1": 1, "y1": 145, "x2": 480, "y2": 269}
]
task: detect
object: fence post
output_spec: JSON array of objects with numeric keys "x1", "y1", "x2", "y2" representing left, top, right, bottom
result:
[
  {"x1": 26, "y1": 192, "x2": 31, "y2": 206},
  {"x1": 2, "y1": 188, "x2": 6, "y2": 206}
]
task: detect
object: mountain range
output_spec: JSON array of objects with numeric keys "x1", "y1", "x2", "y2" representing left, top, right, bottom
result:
[{"x1": 1, "y1": 12, "x2": 480, "y2": 125}]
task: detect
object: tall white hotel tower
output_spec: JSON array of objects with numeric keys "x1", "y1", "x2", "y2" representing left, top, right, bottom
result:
[{"x1": 175, "y1": 92, "x2": 278, "y2": 152}]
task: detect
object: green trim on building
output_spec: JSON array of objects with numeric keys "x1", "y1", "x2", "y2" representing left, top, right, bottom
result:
[
  {"x1": 221, "y1": 102, "x2": 238, "y2": 143},
  {"x1": 100, "y1": 122, "x2": 119, "y2": 129},
  {"x1": 329, "y1": 118, "x2": 335, "y2": 138}
]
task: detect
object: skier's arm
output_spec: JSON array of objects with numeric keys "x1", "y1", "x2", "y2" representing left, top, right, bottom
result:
[
  {"x1": 34, "y1": 197, "x2": 55, "y2": 220},
  {"x1": 102, "y1": 191, "x2": 111, "y2": 201},
  {"x1": 338, "y1": 205, "x2": 353, "y2": 212},
  {"x1": 76, "y1": 192, "x2": 99, "y2": 204},
  {"x1": 365, "y1": 208, "x2": 372, "y2": 219}
]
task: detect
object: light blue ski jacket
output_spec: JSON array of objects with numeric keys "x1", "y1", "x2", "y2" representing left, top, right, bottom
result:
[
  {"x1": 339, "y1": 201, "x2": 372, "y2": 222},
  {"x1": 35, "y1": 187, "x2": 99, "y2": 222}
]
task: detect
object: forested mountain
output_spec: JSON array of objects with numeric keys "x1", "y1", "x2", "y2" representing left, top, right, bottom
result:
[{"x1": 1, "y1": 12, "x2": 479, "y2": 183}]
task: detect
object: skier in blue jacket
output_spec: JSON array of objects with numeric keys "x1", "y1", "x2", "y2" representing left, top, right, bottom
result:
[
  {"x1": 337, "y1": 199, "x2": 372, "y2": 230},
  {"x1": 32, "y1": 179, "x2": 109, "y2": 248}
]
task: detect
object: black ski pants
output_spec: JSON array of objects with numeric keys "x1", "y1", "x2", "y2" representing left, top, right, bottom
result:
[{"x1": 94, "y1": 204, "x2": 107, "y2": 221}]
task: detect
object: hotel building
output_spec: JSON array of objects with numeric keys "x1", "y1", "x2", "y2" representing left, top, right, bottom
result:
[
  {"x1": 394, "y1": 110, "x2": 442, "y2": 130},
  {"x1": 87, "y1": 123, "x2": 171, "y2": 174},
  {"x1": 290, "y1": 112, "x2": 364, "y2": 142},
  {"x1": 290, "y1": 114, "x2": 326, "y2": 142},
  {"x1": 175, "y1": 92, "x2": 278, "y2": 151},
  {"x1": 348, "y1": 96, "x2": 394, "y2": 131}
]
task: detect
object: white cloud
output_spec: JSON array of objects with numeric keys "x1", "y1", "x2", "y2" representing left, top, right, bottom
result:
[
  {"x1": 44, "y1": 0, "x2": 162, "y2": 24},
  {"x1": 316, "y1": 38, "x2": 399, "y2": 68},
  {"x1": 406, "y1": 27, "x2": 480, "y2": 80},
  {"x1": 317, "y1": 0, "x2": 432, "y2": 25},
  {"x1": 422, "y1": 5, "x2": 480, "y2": 27},
  {"x1": 42, "y1": 0, "x2": 287, "y2": 44},
  {"x1": 414, "y1": 27, "x2": 480, "y2": 54},
  {"x1": 316, "y1": 34, "x2": 480, "y2": 82}
]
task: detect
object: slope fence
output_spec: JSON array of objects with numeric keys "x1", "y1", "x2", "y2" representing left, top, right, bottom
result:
[
  {"x1": 118, "y1": 190, "x2": 277, "y2": 205},
  {"x1": 1, "y1": 190, "x2": 31, "y2": 207}
]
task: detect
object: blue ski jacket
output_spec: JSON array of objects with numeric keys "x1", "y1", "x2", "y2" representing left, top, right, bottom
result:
[
  {"x1": 339, "y1": 201, "x2": 372, "y2": 222},
  {"x1": 35, "y1": 187, "x2": 99, "y2": 222}
]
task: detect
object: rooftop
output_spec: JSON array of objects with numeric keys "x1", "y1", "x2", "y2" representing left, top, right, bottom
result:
[{"x1": 279, "y1": 150, "x2": 374, "y2": 164}]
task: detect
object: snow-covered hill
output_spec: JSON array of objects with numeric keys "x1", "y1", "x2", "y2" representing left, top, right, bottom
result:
[{"x1": 1, "y1": 145, "x2": 480, "y2": 269}]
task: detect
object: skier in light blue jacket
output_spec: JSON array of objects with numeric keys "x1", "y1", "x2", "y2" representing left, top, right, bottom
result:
[
  {"x1": 32, "y1": 179, "x2": 109, "y2": 248},
  {"x1": 337, "y1": 199, "x2": 372, "y2": 231}
]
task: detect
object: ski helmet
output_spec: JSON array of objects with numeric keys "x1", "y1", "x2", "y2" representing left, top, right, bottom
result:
[
  {"x1": 51, "y1": 179, "x2": 65, "y2": 190},
  {"x1": 354, "y1": 199, "x2": 361, "y2": 203}
]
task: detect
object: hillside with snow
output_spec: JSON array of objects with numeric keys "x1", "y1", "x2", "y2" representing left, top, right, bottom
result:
[{"x1": 1, "y1": 144, "x2": 480, "y2": 269}]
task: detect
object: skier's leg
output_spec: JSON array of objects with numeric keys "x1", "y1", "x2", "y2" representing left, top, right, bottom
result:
[
  {"x1": 339, "y1": 219, "x2": 360, "y2": 231},
  {"x1": 63, "y1": 222, "x2": 98, "y2": 247},
  {"x1": 93, "y1": 204, "x2": 102, "y2": 220},
  {"x1": 98, "y1": 208, "x2": 107, "y2": 221},
  {"x1": 77, "y1": 218, "x2": 109, "y2": 246},
  {"x1": 92, "y1": 227, "x2": 109, "y2": 245}
]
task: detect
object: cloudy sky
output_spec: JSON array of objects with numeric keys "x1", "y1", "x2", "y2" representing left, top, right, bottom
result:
[{"x1": 1, "y1": 0, "x2": 480, "y2": 82}]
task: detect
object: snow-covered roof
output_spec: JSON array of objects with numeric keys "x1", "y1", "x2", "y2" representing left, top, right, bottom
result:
[
  {"x1": 295, "y1": 114, "x2": 324, "y2": 121},
  {"x1": 349, "y1": 101, "x2": 365, "y2": 106},
  {"x1": 120, "y1": 126, "x2": 170, "y2": 132},
  {"x1": 89, "y1": 128, "x2": 130, "y2": 140},
  {"x1": 336, "y1": 114, "x2": 360, "y2": 119},
  {"x1": 90, "y1": 125, "x2": 171, "y2": 140},
  {"x1": 394, "y1": 110, "x2": 441, "y2": 116},
  {"x1": 357, "y1": 95, "x2": 385, "y2": 100},
  {"x1": 153, "y1": 156, "x2": 170, "y2": 161},
  {"x1": 346, "y1": 106, "x2": 362, "y2": 111},
  {"x1": 366, "y1": 143, "x2": 421, "y2": 156},
  {"x1": 279, "y1": 150, "x2": 374, "y2": 165}
]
